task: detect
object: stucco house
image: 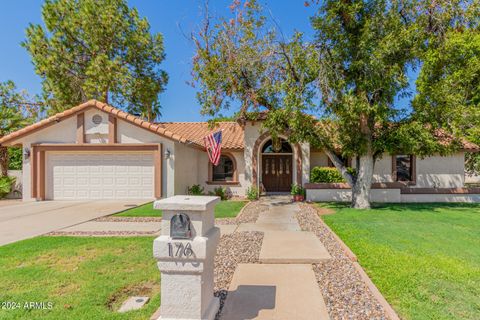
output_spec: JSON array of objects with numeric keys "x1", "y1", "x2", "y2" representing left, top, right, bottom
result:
[{"x1": 1, "y1": 100, "x2": 479, "y2": 203}]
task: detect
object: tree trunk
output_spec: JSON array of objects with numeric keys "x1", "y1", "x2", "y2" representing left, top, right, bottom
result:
[
  {"x1": 0, "y1": 146, "x2": 8, "y2": 177},
  {"x1": 351, "y1": 153, "x2": 374, "y2": 209}
]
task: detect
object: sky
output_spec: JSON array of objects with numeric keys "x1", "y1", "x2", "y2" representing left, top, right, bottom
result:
[{"x1": 0, "y1": 0, "x2": 318, "y2": 122}]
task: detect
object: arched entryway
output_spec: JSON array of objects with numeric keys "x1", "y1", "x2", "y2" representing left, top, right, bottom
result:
[{"x1": 261, "y1": 138, "x2": 293, "y2": 192}]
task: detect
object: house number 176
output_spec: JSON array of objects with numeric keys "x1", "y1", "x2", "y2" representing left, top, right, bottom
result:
[{"x1": 168, "y1": 242, "x2": 193, "y2": 258}]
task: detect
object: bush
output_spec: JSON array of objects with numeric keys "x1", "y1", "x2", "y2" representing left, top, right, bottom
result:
[
  {"x1": 310, "y1": 166, "x2": 356, "y2": 183},
  {"x1": 290, "y1": 183, "x2": 305, "y2": 196},
  {"x1": 0, "y1": 176, "x2": 16, "y2": 199},
  {"x1": 209, "y1": 186, "x2": 229, "y2": 200},
  {"x1": 8, "y1": 147, "x2": 22, "y2": 170},
  {"x1": 187, "y1": 184, "x2": 204, "y2": 195},
  {"x1": 246, "y1": 186, "x2": 259, "y2": 201}
]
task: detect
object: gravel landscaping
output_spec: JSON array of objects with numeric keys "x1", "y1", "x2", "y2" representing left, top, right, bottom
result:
[
  {"x1": 234, "y1": 200, "x2": 268, "y2": 224},
  {"x1": 296, "y1": 204, "x2": 388, "y2": 320},
  {"x1": 213, "y1": 231, "x2": 263, "y2": 319}
]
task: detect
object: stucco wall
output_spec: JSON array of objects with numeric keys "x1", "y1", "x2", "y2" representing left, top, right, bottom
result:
[
  {"x1": 173, "y1": 143, "x2": 200, "y2": 195},
  {"x1": 117, "y1": 119, "x2": 176, "y2": 197},
  {"x1": 306, "y1": 188, "x2": 480, "y2": 203},
  {"x1": 306, "y1": 188, "x2": 401, "y2": 202},
  {"x1": 16, "y1": 109, "x2": 180, "y2": 200},
  {"x1": 20, "y1": 116, "x2": 78, "y2": 200},
  {"x1": 197, "y1": 151, "x2": 248, "y2": 197},
  {"x1": 415, "y1": 153, "x2": 465, "y2": 188},
  {"x1": 84, "y1": 108, "x2": 109, "y2": 143},
  {"x1": 5, "y1": 170, "x2": 22, "y2": 199},
  {"x1": 309, "y1": 150, "x2": 465, "y2": 188},
  {"x1": 310, "y1": 151, "x2": 329, "y2": 168},
  {"x1": 243, "y1": 121, "x2": 310, "y2": 189}
]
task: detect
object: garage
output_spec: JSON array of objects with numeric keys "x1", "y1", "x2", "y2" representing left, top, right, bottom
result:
[
  {"x1": 47, "y1": 152, "x2": 155, "y2": 200},
  {"x1": 28, "y1": 143, "x2": 162, "y2": 201}
]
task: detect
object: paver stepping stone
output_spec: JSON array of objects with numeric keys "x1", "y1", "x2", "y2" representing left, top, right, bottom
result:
[
  {"x1": 259, "y1": 231, "x2": 331, "y2": 263},
  {"x1": 221, "y1": 264, "x2": 330, "y2": 320}
]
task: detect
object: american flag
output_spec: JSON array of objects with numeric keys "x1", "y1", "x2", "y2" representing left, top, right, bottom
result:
[{"x1": 204, "y1": 130, "x2": 222, "y2": 166}]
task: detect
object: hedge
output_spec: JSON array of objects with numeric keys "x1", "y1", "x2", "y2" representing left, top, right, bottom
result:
[{"x1": 310, "y1": 166, "x2": 356, "y2": 183}]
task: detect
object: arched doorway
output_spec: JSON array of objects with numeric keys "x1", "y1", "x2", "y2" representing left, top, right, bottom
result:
[{"x1": 261, "y1": 138, "x2": 293, "y2": 192}]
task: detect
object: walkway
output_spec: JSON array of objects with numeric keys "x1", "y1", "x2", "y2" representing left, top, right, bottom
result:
[{"x1": 221, "y1": 196, "x2": 331, "y2": 320}]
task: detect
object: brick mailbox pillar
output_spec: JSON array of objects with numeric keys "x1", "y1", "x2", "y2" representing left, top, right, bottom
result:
[{"x1": 153, "y1": 195, "x2": 221, "y2": 320}]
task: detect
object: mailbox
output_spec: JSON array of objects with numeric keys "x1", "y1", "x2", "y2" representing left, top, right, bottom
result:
[
  {"x1": 153, "y1": 195, "x2": 221, "y2": 320},
  {"x1": 170, "y1": 213, "x2": 192, "y2": 239}
]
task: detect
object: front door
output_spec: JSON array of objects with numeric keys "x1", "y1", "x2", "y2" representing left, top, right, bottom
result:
[{"x1": 262, "y1": 155, "x2": 292, "y2": 192}]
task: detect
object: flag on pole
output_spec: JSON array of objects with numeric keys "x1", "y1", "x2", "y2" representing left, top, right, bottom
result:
[{"x1": 204, "y1": 130, "x2": 222, "y2": 166}]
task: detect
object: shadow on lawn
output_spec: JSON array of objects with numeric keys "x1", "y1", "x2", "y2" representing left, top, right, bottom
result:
[{"x1": 319, "y1": 201, "x2": 480, "y2": 213}]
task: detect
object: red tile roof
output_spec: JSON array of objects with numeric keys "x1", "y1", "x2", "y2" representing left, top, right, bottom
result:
[
  {"x1": 158, "y1": 122, "x2": 244, "y2": 150},
  {"x1": 1, "y1": 100, "x2": 477, "y2": 152}
]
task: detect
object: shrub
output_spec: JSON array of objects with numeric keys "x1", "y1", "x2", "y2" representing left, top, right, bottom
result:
[
  {"x1": 0, "y1": 176, "x2": 16, "y2": 199},
  {"x1": 187, "y1": 184, "x2": 204, "y2": 195},
  {"x1": 246, "y1": 186, "x2": 259, "y2": 201},
  {"x1": 210, "y1": 186, "x2": 229, "y2": 200},
  {"x1": 8, "y1": 147, "x2": 22, "y2": 170},
  {"x1": 310, "y1": 166, "x2": 356, "y2": 183},
  {"x1": 290, "y1": 183, "x2": 305, "y2": 196}
]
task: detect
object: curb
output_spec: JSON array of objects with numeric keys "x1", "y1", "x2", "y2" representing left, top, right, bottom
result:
[{"x1": 307, "y1": 203, "x2": 401, "y2": 320}]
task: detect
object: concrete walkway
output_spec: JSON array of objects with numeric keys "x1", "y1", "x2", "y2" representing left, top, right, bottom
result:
[{"x1": 222, "y1": 196, "x2": 331, "y2": 319}]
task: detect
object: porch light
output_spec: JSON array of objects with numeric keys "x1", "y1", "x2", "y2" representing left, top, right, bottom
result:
[
  {"x1": 164, "y1": 149, "x2": 171, "y2": 159},
  {"x1": 23, "y1": 147, "x2": 30, "y2": 159}
]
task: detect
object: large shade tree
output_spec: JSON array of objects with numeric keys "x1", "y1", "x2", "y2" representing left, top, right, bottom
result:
[
  {"x1": 0, "y1": 81, "x2": 39, "y2": 176},
  {"x1": 192, "y1": 0, "x2": 479, "y2": 208},
  {"x1": 23, "y1": 0, "x2": 168, "y2": 121}
]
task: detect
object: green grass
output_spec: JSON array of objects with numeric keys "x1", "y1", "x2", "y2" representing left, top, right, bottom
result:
[
  {"x1": 319, "y1": 202, "x2": 480, "y2": 320},
  {"x1": 115, "y1": 200, "x2": 248, "y2": 218},
  {"x1": 0, "y1": 237, "x2": 159, "y2": 320}
]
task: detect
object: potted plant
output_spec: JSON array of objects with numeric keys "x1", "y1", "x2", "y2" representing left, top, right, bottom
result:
[{"x1": 291, "y1": 183, "x2": 305, "y2": 202}]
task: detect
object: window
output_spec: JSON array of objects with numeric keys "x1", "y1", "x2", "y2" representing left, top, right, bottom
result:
[
  {"x1": 395, "y1": 155, "x2": 414, "y2": 182},
  {"x1": 212, "y1": 155, "x2": 235, "y2": 181},
  {"x1": 262, "y1": 139, "x2": 292, "y2": 153}
]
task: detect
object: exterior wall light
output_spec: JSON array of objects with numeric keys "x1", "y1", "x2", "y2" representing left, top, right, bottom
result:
[
  {"x1": 23, "y1": 147, "x2": 31, "y2": 160},
  {"x1": 164, "y1": 149, "x2": 171, "y2": 159}
]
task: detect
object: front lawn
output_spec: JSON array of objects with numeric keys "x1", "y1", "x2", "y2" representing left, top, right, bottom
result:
[
  {"x1": 320, "y1": 203, "x2": 480, "y2": 320},
  {"x1": 115, "y1": 200, "x2": 248, "y2": 218},
  {"x1": 0, "y1": 237, "x2": 159, "y2": 320}
]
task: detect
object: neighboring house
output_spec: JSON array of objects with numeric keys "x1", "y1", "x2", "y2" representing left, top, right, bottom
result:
[{"x1": 0, "y1": 100, "x2": 479, "y2": 202}]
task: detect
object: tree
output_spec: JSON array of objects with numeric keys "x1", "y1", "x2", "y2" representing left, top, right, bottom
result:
[
  {"x1": 0, "y1": 81, "x2": 39, "y2": 176},
  {"x1": 23, "y1": 0, "x2": 168, "y2": 121},
  {"x1": 414, "y1": 28, "x2": 480, "y2": 174},
  {"x1": 192, "y1": 0, "x2": 479, "y2": 208}
]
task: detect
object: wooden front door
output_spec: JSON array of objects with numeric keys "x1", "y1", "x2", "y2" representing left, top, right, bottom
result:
[{"x1": 262, "y1": 155, "x2": 292, "y2": 192}]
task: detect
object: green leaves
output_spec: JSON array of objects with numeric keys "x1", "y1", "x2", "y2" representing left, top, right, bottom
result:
[{"x1": 23, "y1": 0, "x2": 167, "y2": 120}]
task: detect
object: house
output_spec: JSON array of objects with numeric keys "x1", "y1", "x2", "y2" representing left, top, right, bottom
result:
[{"x1": 1, "y1": 100, "x2": 479, "y2": 202}]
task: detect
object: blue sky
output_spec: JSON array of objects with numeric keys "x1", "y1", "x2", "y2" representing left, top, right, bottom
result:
[{"x1": 0, "y1": 0, "x2": 317, "y2": 122}]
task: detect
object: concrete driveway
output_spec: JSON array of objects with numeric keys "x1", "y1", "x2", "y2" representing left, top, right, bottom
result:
[{"x1": 0, "y1": 200, "x2": 149, "y2": 246}]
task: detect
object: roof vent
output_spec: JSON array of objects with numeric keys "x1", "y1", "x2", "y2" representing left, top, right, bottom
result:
[{"x1": 92, "y1": 114, "x2": 103, "y2": 125}]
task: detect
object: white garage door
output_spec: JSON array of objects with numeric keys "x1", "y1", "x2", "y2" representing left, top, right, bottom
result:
[{"x1": 47, "y1": 152, "x2": 155, "y2": 200}]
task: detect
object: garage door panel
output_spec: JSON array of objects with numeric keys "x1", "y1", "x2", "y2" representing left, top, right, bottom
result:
[{"x1": 47, "y1": 152, "x2": 155, "y2": 200}]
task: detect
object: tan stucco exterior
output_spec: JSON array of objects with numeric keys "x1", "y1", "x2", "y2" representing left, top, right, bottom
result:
[{"x1": 6, "y1": 104, "x2": 475, "y2": 203}]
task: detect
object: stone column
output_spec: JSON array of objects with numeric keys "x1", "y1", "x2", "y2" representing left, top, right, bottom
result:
[{"x1": 153, "y1": 195, "x2": 220, "y2": 320}]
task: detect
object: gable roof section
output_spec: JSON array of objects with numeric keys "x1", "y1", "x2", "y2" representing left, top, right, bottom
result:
[
  {"x1": 0, "y1": 100, "x2": 191, "y2": 146},
  {"x1": 158, "y1": 122, "x2": 244, "y2": 150}
]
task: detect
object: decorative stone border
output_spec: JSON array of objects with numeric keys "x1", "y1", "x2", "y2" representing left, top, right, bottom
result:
[{"x1": 304, "y1": 203, "x2": 401, "y2": 320}]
